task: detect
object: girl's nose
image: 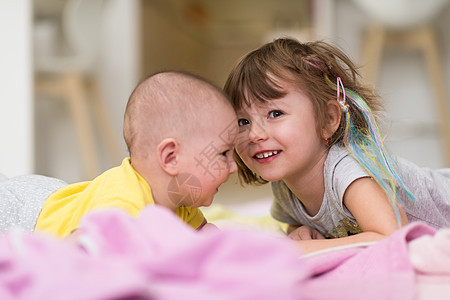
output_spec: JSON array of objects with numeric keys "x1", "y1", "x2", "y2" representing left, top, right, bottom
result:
[{"x1": 248, "y1": 122, "x2": 268, "y2": 143}]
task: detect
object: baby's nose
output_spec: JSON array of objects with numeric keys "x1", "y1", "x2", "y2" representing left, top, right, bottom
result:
[{"x1": 228, "y1": 158, "x2": 238, "y2": 174}]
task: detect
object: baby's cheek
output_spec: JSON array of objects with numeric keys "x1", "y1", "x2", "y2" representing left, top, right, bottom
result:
[{"x1": 167, "y1": 173, "x2": 202, "y2": 207}]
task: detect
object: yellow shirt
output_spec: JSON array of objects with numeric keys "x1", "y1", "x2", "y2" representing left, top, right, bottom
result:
[{"x1": 35, "y1": 158, "x2": 205, "y2": 237}]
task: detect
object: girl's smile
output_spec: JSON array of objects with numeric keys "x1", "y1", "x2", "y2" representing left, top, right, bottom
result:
[{"x1": 253, "y1": 150, "x2": 281, "y2": 162}]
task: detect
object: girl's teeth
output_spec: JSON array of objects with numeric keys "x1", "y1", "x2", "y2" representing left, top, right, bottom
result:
[{"x1": 256, "y1": 151, "x2": 279, "y2": 159}]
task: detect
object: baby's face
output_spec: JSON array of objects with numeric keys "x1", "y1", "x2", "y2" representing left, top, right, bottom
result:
[{"x1": 168, "y1": 104, "x2": 238, "y2": 208}]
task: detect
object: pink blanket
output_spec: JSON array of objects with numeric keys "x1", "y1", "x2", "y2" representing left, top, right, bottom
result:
[
  {"x1": 302, "y1": 222, "x2": 436, "y2": 299},
  {"x1": 0, "y1": 206, "x2": 307, "y2": 299},
  {"x1": 0, "y1": 205, "x2": 448, "y2": 299}
]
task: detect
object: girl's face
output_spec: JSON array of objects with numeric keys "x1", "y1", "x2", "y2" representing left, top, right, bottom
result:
[{"x1": 235, "y1": 83, "x2": 328, "y2": 183}]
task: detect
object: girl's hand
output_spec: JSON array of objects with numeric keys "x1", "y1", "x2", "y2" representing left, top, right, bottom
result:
[{"x1": 288, "y1": 225, "x2": 325, "y2": 240}]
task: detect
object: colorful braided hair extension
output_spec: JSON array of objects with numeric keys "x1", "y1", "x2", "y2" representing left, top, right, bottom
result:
[
  {"x1": 324, "y1": 74, "x2": 415, "y2": 226},
  {"x1": 303, "y1": 54, "x2": 415, "y2": 225}
]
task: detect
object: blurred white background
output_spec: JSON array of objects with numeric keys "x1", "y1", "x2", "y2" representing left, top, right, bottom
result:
[{"x1": 1, "y1": 0, "x2": 449, "y2": 205}]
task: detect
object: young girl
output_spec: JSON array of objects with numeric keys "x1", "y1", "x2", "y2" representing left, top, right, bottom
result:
[{"x1": 224, "y1": 38, "x2": 450, "y2": 253}]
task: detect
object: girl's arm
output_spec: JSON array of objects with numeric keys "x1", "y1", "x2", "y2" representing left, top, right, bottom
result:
[
  {"x1": 295, "y1": 177, "x2": 408, "y2": 254},
  {"x1": 344, "y1": 177, "x2": 408, "y2": 234},
  {"x1": 296, "y1": 231, "x2": 384, "y2": 254}
]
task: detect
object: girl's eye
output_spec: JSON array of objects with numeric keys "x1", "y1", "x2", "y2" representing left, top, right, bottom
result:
[
  {"x1": 238, "y1": 118, "x2": 250, "y2": 126},
  {"x1": 268, "y1": 110, "x2": 283, "y2": 118},
  {"x1": 221, "y1": 150, "x2": 229, "y2": 156}
]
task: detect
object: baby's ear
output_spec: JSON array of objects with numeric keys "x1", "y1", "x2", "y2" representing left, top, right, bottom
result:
[
  {"x1": 157, "y1": 138, "x2": 179, "y2": 176},
  {"x1": 322, "y1": 100, "x2": 342, "y2": 139}
]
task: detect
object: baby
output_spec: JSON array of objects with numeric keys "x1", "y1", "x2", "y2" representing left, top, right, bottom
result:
[{"x1": 1, "y1": 71, "x2": 238, "y2": 237}]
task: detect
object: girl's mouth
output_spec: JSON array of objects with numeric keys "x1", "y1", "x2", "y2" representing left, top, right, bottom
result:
[{"x1": 254, "y1": 150, "x2": 280, "y2": 159}]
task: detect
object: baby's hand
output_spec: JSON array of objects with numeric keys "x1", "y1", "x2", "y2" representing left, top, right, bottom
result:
[
  {"x1": 198, "y1": 222, "x2": 219, "y2": 233},
  {"x1": 288, "y1": 225, "x2": 325, "y2": 240}
]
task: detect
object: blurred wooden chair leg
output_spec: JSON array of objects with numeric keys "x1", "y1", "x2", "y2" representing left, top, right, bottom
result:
[
  {"x1": 418, "y1": 25, "x2": 450, "y2": 166},
  {"x1": 361, "y1": 24, "x2": 450, "y2": 166},
  {"x1": 87, "y1": 78, "x2": 123, "y2": 165},
  {"x1": 64, "y1": 73, "x2": 101, "y2": 179},
  {"x1": 361, "y1": 25, "x2": 386, "y2": 85}
]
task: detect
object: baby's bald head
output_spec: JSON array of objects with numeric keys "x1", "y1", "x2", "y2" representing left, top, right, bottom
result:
[{"x1": 123, "y1": 71, "x2": 232, "y2": 159}]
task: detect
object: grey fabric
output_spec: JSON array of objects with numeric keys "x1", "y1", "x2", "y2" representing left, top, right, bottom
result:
[
  {"x1": 271, "y1": 145, "x2": 450, "y2": 236},
  {"x1": 395, "y1": 157, "x2": 450, "y2": 228},
  {"x1": 271, "y1": 145, "x2": 366, "y2": 235},
  {"x1": 0, "y1": 174, "x2": 67, "y2": 232},
  {"x1": 0, "y1": 173, "x2": 8, "y2": 182}
]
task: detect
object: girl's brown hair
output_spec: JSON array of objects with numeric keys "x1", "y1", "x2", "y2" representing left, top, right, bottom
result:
[{"x1": 223, "y1": 38, "x2": 382, "y2": 185}]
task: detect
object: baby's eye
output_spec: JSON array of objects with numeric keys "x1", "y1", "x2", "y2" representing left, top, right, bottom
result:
[
  {"x1": 238, "y1": 118, "x2": 250, "y2": 126},
  {"x1": 268, "y1": 110, "x2": 283, "y2": 118},
  {"x1": 220, "y1": 149, "x2": 234, "y2": 161}
]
